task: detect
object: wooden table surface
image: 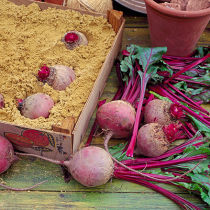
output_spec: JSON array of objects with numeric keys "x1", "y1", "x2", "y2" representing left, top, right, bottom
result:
[{"x1": 1, "y1": 1, "x2": 210, "y2": 209}]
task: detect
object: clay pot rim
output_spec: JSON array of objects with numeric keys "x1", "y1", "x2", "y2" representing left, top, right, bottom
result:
[{"x1": 144, "y1": 0, "x2": 210, "y2": 18}]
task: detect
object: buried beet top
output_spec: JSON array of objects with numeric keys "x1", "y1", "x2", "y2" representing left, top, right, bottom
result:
[
  {"x1": 0, "y1": 1, "x2": 116, "y2": 131},
  {"x1": 17, "y1": 93, "x2": 54, "y2": 120},
  {"x1": 0, "y1": 93, "x2": 4, "y2": 109},
  {"x1": 36, "y1": 65, "x2": 76, "y2": 91},
  {"x1": 61, "y1": 31, "x2": 88, "y2": 50}
]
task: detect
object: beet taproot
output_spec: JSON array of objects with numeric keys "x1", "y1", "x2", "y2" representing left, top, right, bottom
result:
[{"x1": 16, "y1": 146, "x2": 114, "y2": 187}]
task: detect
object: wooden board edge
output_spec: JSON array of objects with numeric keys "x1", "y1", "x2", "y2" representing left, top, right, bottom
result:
[{"x1": 107, "y1": 9, "x2": 124, "y2": 33}]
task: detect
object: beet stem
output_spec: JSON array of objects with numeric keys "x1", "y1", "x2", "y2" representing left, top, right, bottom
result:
[
  {"x1": 104, "y1": 132, "x2": 203, "y2": 182},
  {"x1": 114, "y1": 173, "x2": 202, "y2": 210},
  {"x1": 181, "y1": 104, "x2": 210, "y2": 128},
  {"x1": 169, "y1": 130, "x2": 184, "y2": 143},
  {"x1": 116, "y1": 62, "x2": 124, "y2": 92},
  {"x1": 117, "y1": 155, "x2": 206, "y2": 171},
  {"x1": 167, "y1": 82, "x2": 209, "y2": 115},
  {"x1": 181, "y1": 123, "x2": 194, "y2": 138},
  {"x1": 161, "y1": 84, "x2": 207, "y2": 114},
  {"x1": 164, "y1": 52, "x2": 210, "y2": 84},
  {"x1": 120, "y1": 135, "x2": 204, "y2": 166},
  {"x1": 121, "y1": 79, "x2": 132, "y2": 101},
  {"x1": 172, "y1": 77, "x2": 209, "y2": 87}
]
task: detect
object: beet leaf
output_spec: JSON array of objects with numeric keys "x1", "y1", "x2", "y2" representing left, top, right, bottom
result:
[
  {"x1": 172, "y1": 71, "x2": 210, "y2": 103},
  {"x1": 108, "y1": 142, "x2": 133, "y2": 162},
  {"x1": 166, "y1": 143, "x2": 210, "y2": 173},
  {"x1": 186, "y1": 173, "x2": 210, "y2": 206},
  {"x1": 164, "y1": 53, "x2": 210, "y2": 84},
  {"x1": 164, "y1": 143, "x2": 210, "y2": 206},
  {"x1": 187, "y1": 115, "x2": 210, "y2": 138},
  {"x1": 190, "y1": 89, "x2": 210, "y2": 104}
]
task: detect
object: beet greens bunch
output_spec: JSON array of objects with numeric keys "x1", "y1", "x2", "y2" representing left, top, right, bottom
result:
[{"x1": 86, "y1": 45, "x2": 210, "y2": 209}]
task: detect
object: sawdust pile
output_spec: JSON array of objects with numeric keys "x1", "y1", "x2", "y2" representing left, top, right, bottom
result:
[{"x1": 0, "y1": 0, "x2": 116, "y2": 130}]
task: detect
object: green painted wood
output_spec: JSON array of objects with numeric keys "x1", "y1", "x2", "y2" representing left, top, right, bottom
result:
[
  {"x1": 0, "y1": 155, "x2": 189, "y2": 193},
  {"x1": 0, "y1": 190, "x2": 209, "y2": 210}
]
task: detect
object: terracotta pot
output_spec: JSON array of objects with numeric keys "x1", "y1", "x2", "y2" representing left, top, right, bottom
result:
[{"x1": 144, "y1": 0, "x2": 210, "y2": 56}]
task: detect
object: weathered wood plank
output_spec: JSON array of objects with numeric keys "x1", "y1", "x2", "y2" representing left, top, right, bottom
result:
[
  {"x1": 121, "y1": 27, "x2": 210, "y2": 50},
  {"x1": 122, "y1": 28, "x2": 151, "y2": 49},
  {"x1": 0, "y1": 190, "x2": 209, "y2": 210},
  {"x1": 123, "y1": 16, "x2": 210, "y2": 29},
  {"x1": 124, "y1": 16, "x2": 149, "y2": 28},
  {"x1": 0, "y1": 155, "x2": 189, "y2": 193}
]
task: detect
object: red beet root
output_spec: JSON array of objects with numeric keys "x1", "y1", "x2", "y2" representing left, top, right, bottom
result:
[
  {"x1": 144, "y1": 99, "x2": 183, "y2": 125},
  {"x1": 0, "y1": 136, "x2": 18, "y2": 174},
  {"x1": 96, "y1": 100, "x2": 136, "y2": 139},
  {"x1": 135, "y1": 123, "x2": 170, "y2": 157},
  {"x1": 0, "y1": 135, "x2": 48, "y2": 191},
  {"x1": 16, "y1": 146, "x2": 114, "y2": 187},
  {"x1": 135, "y1": 122, "x2": 181, "y2": 157}
]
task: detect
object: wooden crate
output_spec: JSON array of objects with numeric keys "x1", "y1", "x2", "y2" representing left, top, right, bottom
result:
[{"x1": 1, "y1": 0, "x2": 124, "y2": 160}]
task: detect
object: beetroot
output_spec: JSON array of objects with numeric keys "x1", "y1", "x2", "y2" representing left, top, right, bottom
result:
[
  {"x1": 96, "y1": 100, "x2": 141, "y2": 173},
  {"x1": 14, "y1": 144, "x2": 203, "y2": 210},
  {"x1": 16, "y1": 146, "x2": 114, "y2": 187},
  {"x1": 17, "y1": 93, "x2": 54, "y2": 119},
  {"x1": 67, "y1": 147, "x2": 114, "y2": 187},
  {"x1": 0, "y1": 135, "x2": 48, "y2": 191},
  {"x1": 135, "y1": 123, "x2": 168, "y2": 157},
  {"x1": 37, "y1": 65, "x2": 76, "y2": 91},
  {"x1": 61, "y1": 31, "x2": 88, "y2": 50},
  {"x1": 96, "y1": 100, "x2": 136, "y2": 139},
  {"x1": 0, "y1": 136, "x2": 18, "y2": 174},
  {"x1": 144, "y1": 99, "x2": 183, "y2": 125},
  {"x1": 135, "y1": 123, "x2": 181, "y2": 157},
  {"x1": 0, "y1": 93, "x2": 4, "y2": 109}
]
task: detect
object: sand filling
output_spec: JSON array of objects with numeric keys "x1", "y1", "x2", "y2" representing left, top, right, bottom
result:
[{"x1": 0, "y1": 0, "x2": 116, "y2": 130}]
